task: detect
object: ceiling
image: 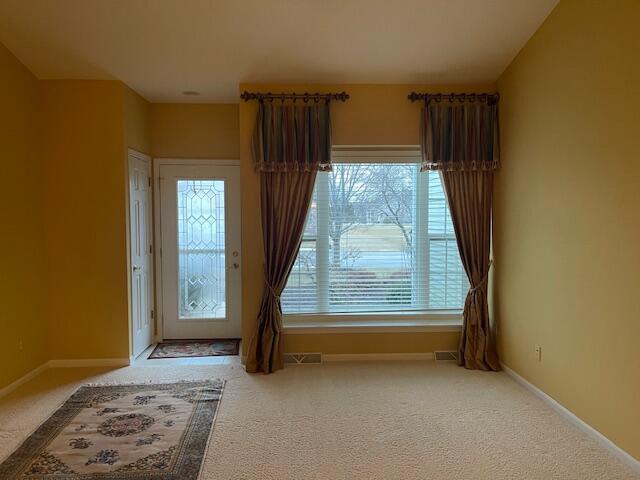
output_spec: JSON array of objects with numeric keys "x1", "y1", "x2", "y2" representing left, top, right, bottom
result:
[{"x1": 0, "y1": 0, "x2": 558, "y2": 103}]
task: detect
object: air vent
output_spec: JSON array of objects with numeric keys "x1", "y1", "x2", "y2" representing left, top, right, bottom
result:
[
  {"x1": 283, "y1": 352, "x2": 323, "y2": 365},
  {"x1": 434, "y1": 351, "x2": 458, "y2": 362}
]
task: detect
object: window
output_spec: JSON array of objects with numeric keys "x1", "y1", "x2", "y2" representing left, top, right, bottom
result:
[{"x1": 282, "y1": 148, "x2": 468, "y2": 318}]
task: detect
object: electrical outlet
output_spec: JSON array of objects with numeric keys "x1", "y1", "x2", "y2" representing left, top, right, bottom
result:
[
  {"x1": 18, "y1": 339, "x2": 24, "y2": 352},
  {"x1": 535, "y1": 345, "x2": 542, "y2": 362}
]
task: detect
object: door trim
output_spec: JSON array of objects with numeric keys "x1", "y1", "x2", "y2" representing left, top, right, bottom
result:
[
  {"x1": 126, "y1": 149, "x2": 154, "y2": 358},
  {"x1": 153, "y1": 158, "x2": 241, "y2": 341}
]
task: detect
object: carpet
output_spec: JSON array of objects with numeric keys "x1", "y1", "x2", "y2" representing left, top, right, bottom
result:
[
  {"x1": 0, "y1": 380, "x2": 224, "y2": 479},
  {"x1": 149, "y1": 339, "x2": 240, "y2": 359},
  {"x1": 1, "y1": 363, "x2": 638, "y2": 480}
]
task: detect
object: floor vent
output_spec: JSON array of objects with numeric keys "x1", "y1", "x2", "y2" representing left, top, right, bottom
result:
[
  {"x1": 434, "y1": 351, "x2": 458, "y2": 362},
  {"x1": 283, "y1": 353, "x2": 323, "y2": 365}
]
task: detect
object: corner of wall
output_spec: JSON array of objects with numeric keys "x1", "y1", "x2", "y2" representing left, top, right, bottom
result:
[
  {"x1": 493, "y1": 0, "x2": 640, "y2": 461},
  {"x1": 0, "y1": 41, "x2": 48, "y2": 389},
  {"x1": 40, "y1": 80, "x2": 131, "y2": 361}
]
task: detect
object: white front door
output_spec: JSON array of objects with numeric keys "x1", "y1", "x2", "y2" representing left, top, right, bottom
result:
[
  {"x1": 129, "y1": 152, "x2": 154, "y2": 358},
  {"x1": 159, "y1": 164, "x2": 242, "y2": 339}
]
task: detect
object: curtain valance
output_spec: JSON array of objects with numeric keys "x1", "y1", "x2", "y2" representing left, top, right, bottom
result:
[
  {"x1": 420, "y1": 99, "x2": 500, "y2": 172},
  {"x1": 252, "y1": 102, "x2": 333, "y2": 172}
]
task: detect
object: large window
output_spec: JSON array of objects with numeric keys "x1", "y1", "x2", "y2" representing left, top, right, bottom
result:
[{"x1": 282, "y1": 149, "x2": 468, "y2": 317}]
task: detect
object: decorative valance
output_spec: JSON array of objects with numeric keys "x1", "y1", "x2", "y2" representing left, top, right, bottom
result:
[
  {"x1": 419, "y1": 95, "x2": 500, "y2": 172},
  {"x1": 251, "y1": 102, "x2": 333, "y2": 172}
]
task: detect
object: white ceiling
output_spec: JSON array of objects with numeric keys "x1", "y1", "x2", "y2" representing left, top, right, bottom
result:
[{"x1": 0, "y1": 0, "x2": 558, "y2": 103}]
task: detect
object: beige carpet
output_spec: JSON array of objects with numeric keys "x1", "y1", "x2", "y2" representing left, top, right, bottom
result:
[{"x1": 0, "y1": 361, "x2": 637, "y2": 479}]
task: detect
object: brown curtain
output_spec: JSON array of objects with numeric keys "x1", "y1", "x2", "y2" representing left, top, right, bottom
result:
[
  {"x1": 246, "y1": 102, "x2": 332, "y2": 373},
  {"x1": 442, "y1": 171, "x2": 500, "y2": 371},
  {"x1": 421, "y1": 96, "x2": 501, "y2": 371},
  {"x1": 245, "y1": 170, "x2": 317, "y2": 373}
]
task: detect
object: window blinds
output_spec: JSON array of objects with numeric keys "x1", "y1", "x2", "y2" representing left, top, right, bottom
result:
[{"x1": 282, "y1": 159, "x2": 469, "y2": 315}]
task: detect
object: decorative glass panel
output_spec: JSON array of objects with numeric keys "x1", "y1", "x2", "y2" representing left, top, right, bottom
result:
[{"x1": 177, "y1": 180, "x2": 226, "y2": 319}]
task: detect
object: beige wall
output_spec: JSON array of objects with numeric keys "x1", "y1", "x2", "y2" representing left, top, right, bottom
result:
[
  {"x1": 0, "y1": 43, "x2": 46, "y2": 389},
  {"x1": 151, "y1": 103, "x2": 239, "y2": 158},
  {"x1": 40, "y1": 82, "x2": 153, "y2": 361},
  {"x1": 285, "y1": 332, "x2": 460, "y2": 355},
  {"x1": 124, "y1": 86, "x2": 152, "y2": 156},
  {"x1": 0, "y1": 66, "x2": 489, "y2": 371},
  {"x1": 239, "y1": 83, "x2": 492, "y2": 356},
  {"x1": 0, "y1": 56, "x2": 154, "y2": 380},
  {"x1": 495, "y1": 0, "x2": 640, "y2": 460},
  {"x1": 41, "y1": 81, "x2": 132, "y2": 360},
  {"x1": 2, "y1": 81, "x2": 237, "y2": 370}
]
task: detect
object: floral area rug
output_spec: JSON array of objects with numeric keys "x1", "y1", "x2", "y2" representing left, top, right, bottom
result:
[
  {"x1": 149, "y1": 339, "x2": 240, "y2": 359},
  {"x1": 0, "y1": 380, "x2": 224, "y2": 479}
]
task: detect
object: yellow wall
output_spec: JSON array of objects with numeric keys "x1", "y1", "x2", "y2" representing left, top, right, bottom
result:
[
  {"x1": 41, "y1": 81, "x2": 131, "y2": 360},
  {"x1": 151, "y1": 103, "x2": 239, "y2": 158},
  {"x1": 0, "y1": 43, "x2": 47, "y2": 389},
  {"x1": 0, "y1": 68, "x2": 487, "y2": 370},
  {"x1": 285, "y1": 332, "x2": 460, "y2": 355},
  {"x1": 495, "y1": 0, "x2": 640, "y2": 460},
  {"x1": 5, "y1": 83, "x2": 235, "y2": 367},
  {"x1": 124, "y1": 86, "x2": 152, "y2": 156},
  {"x1": 239, "y1": 83, "x2": 492, "y2": 356},
  {"x1": 0, "y1": 56, "x2": 153, "y2": 378}
]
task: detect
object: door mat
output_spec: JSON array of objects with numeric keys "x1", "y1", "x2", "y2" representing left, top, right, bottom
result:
[{"x1": 148, "y1": 339, "x2": 240, "y2": 359}]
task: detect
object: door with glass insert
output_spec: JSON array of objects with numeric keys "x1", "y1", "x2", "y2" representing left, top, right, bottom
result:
[{"x1": 159, "y1": 164, "x2": 241, "y2": 339}]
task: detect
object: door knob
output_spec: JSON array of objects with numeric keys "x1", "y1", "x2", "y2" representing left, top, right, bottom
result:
[
  {"x1": 133, "y1": 265, "x2": 141, "y2": 272},
  {"x1": 227, "y1": 263, "x2": 239, "y2": 270}
]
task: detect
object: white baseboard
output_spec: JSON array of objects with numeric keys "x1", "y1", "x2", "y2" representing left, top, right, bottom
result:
[
  {"x1": 502, "y1": 363, "x2": 640, "y2": 473},
  {"x1": 47, "y1": 358, "x2": 131, "y2": 368},
  {"x1": 323, "y1": 352, "x2": 434, "y2": 362},
  {"x1": 0, "y1": 362, "x2": 49, "y2": 399}
]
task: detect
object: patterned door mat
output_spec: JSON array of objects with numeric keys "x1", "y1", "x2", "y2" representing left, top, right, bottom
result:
[
  {"x1": 0, "y1": 380, "x2": 224, "y2": 479},
  {"x1": 149, "y1": 339, "x2": 240, "y2": 359}
]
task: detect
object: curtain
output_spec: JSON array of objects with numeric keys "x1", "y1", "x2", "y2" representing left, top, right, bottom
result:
[
  {"x1": 421, "y1": 97, "x2": 501, "y2": 371},
  {"x1": 421, "y1": 97, "x2": 499, "y2": 172},
  {"x1": 251, "y1": 102, "x2": 332, "y2": 172},
  {"x1": 246, "y1": 102, "x2": 332, "y2": 374},
  {"x1": 442, "y1": 170, "x2": 500, "y2": 371}
]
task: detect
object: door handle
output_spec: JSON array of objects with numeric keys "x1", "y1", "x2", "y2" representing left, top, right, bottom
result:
[
  {"x1": 226, "y1": 263, "x2": 239, "y2": 270},
  {"x1": 133, "y1": 265, "x2": 141, "y2": 272}
]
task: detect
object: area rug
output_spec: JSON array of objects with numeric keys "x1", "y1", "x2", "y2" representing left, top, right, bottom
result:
[
  {"x1": 149, "y1": 339, "x2": 240, "y2": 359},
  {"x1": 0, "y1": 380, "x2": 224, "y2": 479}
]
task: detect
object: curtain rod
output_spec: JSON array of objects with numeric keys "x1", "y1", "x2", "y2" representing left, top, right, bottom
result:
[
  {"x1": 240, "y1": 90, "x2": 350, "y2": 103},
  {"x1": 408, "y1": 92, "x2": 500, "y2": 104}
]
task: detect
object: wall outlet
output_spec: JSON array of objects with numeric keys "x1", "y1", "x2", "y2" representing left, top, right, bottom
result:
[
  {"x1": 18, "y1": 339, "x2": 24, "y2": 352},
  {"x1": 535, "y1": 345, "x2": 542, "y2": 362}
]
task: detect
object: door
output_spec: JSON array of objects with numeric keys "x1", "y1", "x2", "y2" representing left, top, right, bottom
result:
[
  {"x1": 159, "y1": 164, "x2": 242, "y2": 339},
  {"x1": 129, "y1": 152, "x2": 154, "y2": 358}
]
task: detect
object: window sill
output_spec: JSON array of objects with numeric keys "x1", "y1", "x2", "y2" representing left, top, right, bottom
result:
[{"x1": 283, "y1": 313, "x2": 463, "y2": 334}]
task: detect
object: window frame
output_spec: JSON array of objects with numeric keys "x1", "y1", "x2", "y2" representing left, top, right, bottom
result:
[{"x1": 283, "y1": 145, "x2": 464, "y2": 328}]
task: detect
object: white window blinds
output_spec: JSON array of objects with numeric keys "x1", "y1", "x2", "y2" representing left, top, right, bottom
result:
[{"x1": 282, "y1": 153, "x2": 468, "y2": 315}]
